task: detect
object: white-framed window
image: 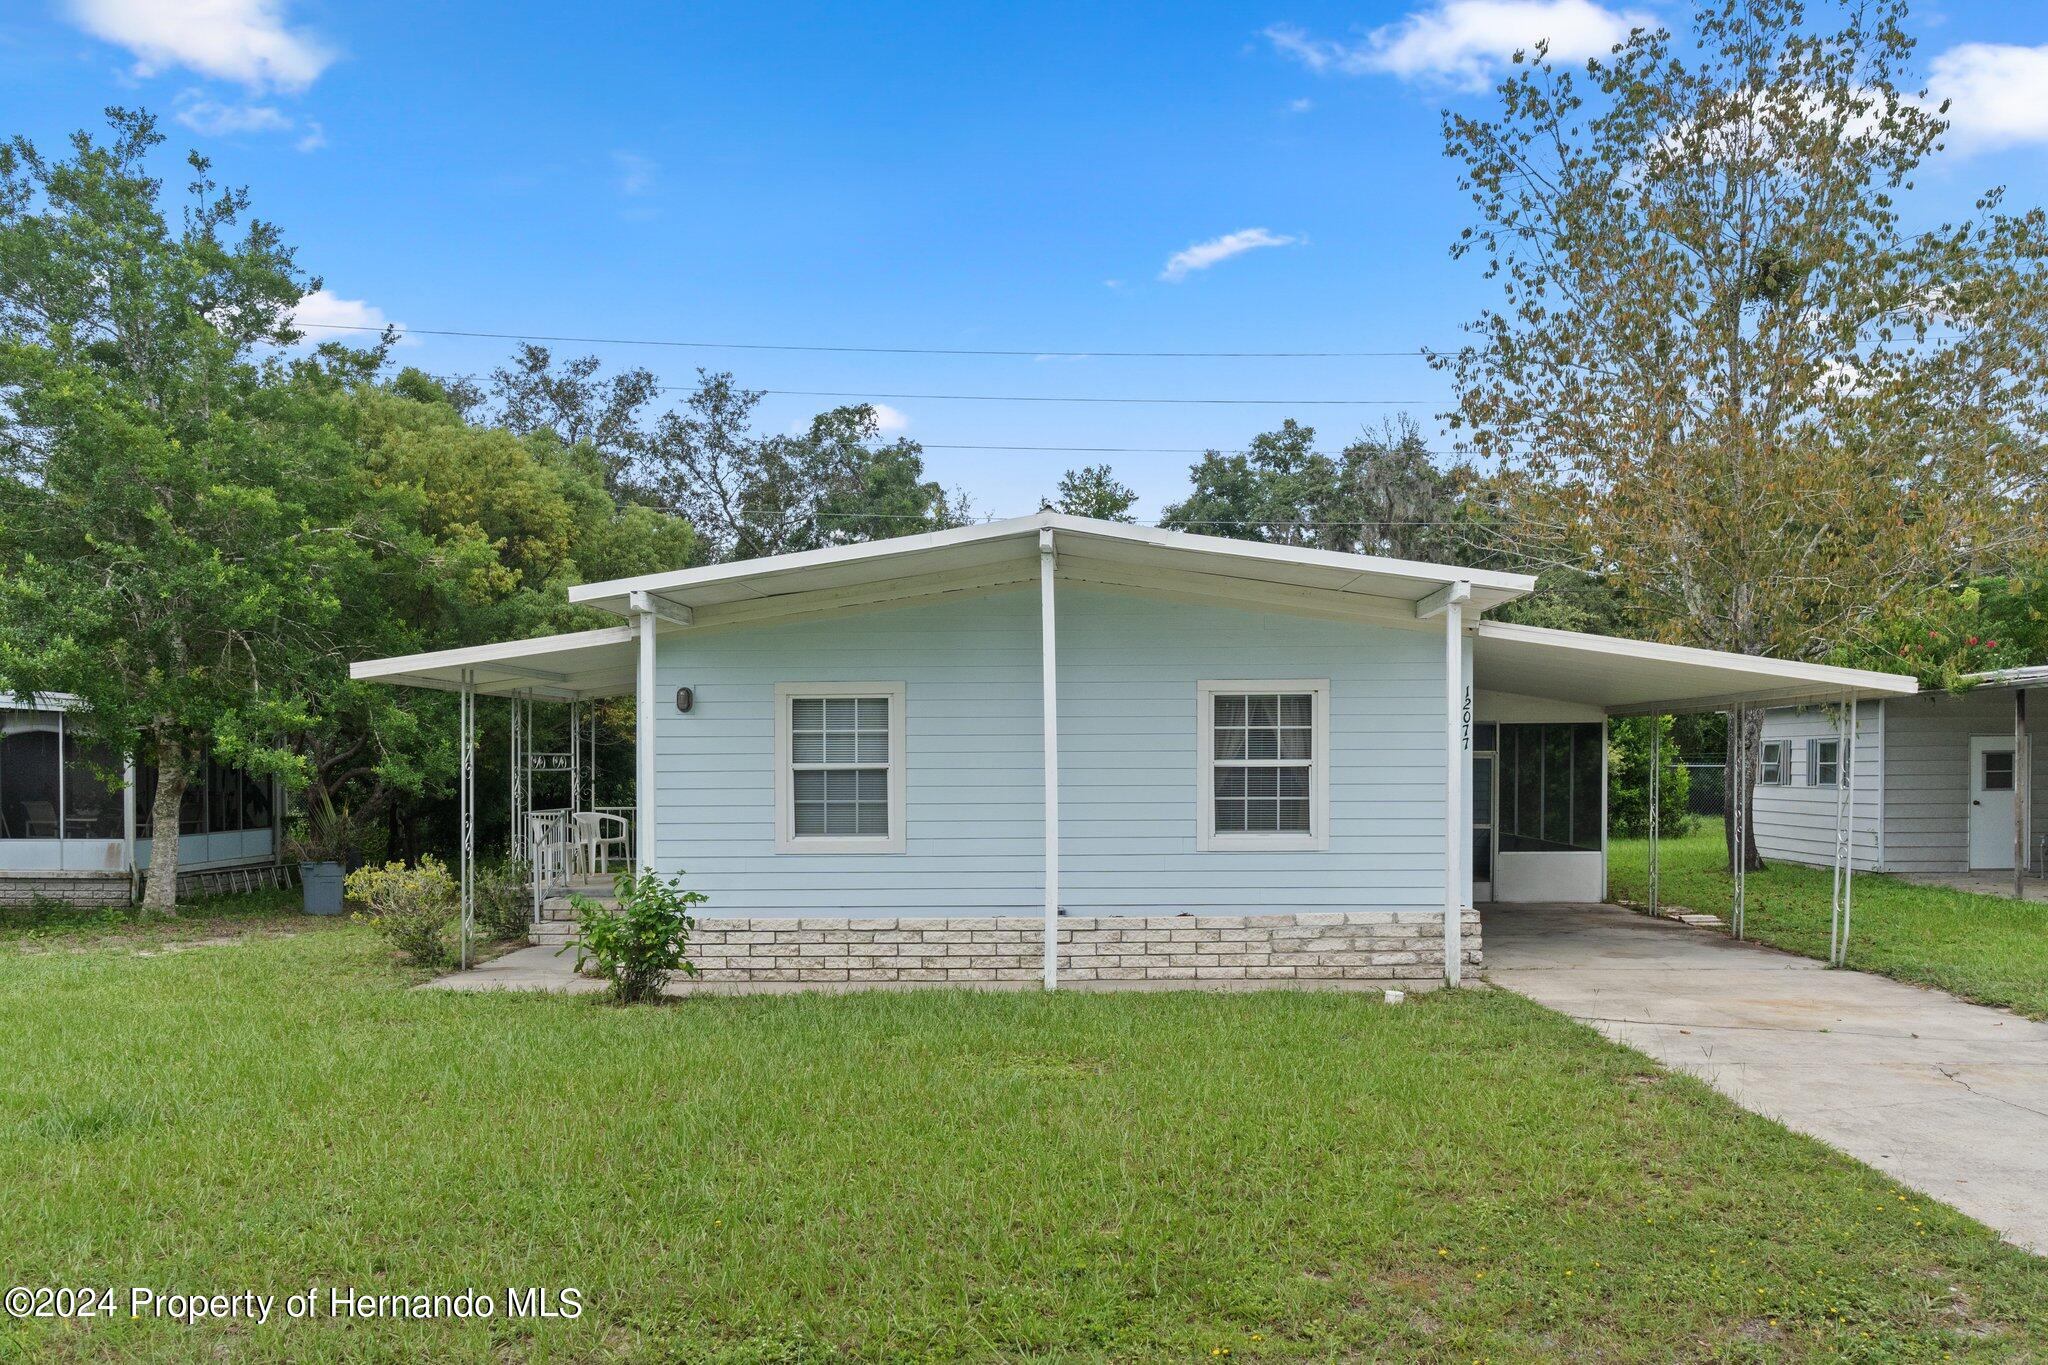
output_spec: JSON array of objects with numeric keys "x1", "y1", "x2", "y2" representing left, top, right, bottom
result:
[
  {"x1": 1806, "y1": 737, "x2": 1843, "y2": 788},
  {"x1": 773, "y1": 682, "x2": 906, "y2": 854},
  {"x1": 1196, "y1": 680, "x2": 1330, "y2": 852},
  {"x1": 1759, "y1": 741, "x2": 1786, "y2": 786}
]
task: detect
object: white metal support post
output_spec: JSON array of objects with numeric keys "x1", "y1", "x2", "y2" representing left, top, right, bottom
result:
[
  {"x1": 1416, "y1": 580, "x2": 1472, "y2": 986},
  {"x1": 1039, "y1": 527, "x2": 1061, "y2": 991},
  {"x1": 1843, "y1": 699, "x2": 1859, "y2": 965},
  {"x1": 2016, "y1": 688, "x2": 2031, "y2": 901},
  {"x1": 507, "y1": 690, "x2": 523, "y2": 862},
  {"x1": 1839, "y1": 695, "x2": 1858, "y2": 966},
  {"x1": 631, "y1": 591, "x2": 659, "y2": 875},
  {"x1": 458, "y1": 669, "x2": 476, "y2": 969},
  {"x1": 569, "y1": 700, "x2": 582, "y2": 816},
  {"x1": 1730, "y1": 706, "x2": 1747, "y2": 941},
  {"x1": 1647, "y1": 715, "x2": 1660, "y2": 917}
]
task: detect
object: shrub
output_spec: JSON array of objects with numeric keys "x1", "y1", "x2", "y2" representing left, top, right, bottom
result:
[
  {"x1": 345, "y1": 857, "x2": 456, "y2": 969},
  {"x1": 1608, "y1": 714, "x2": 1694, "y2": 839},
  {"x1": 473, "y1": 859, "x2": 532, "y2": 942},
  {"x1": 567, "y1": 867, "x2": 705, "y2": 1003}
]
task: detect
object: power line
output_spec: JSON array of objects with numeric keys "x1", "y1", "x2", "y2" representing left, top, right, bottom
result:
[
  {"x1": 683, "y1": 388, "x2": 1434, "y2": 407},
  {"x1": 292, "y1": 321, "x2": 1432, "y2": 360},
  {"x1": 918, "y1": 441, "x2": 1517, "y2": 456}
]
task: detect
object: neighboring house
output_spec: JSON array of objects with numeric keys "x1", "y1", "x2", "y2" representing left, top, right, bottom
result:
[
  {"x1": 353, "y1": 513, "x2": 1916, "y2": 990},
  {"x1": 0, "y1": 694, "x2": 281, "y2": 906},
  {"x1": 1756, "y1": 667, "x2": 2042, "y2": 875}
]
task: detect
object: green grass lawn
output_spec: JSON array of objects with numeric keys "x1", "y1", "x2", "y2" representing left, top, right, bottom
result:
[
  {"x1": 1610, "y1": 830, "x2": 2048, "y2": 1019},
  {"x1": 1, "y1": 911, "x2": 2044, "y2": 1361}
]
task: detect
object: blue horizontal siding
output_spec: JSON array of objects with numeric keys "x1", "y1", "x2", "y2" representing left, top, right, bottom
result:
[{"x1": 651, "y1": 584, "x2": 1450, "y2": 918}]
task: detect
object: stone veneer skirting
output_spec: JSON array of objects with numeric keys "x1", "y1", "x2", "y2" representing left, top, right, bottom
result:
[
  {"x1": 673, "y1": 909, "x2": 1483, "y2": 992},
  {"x1": 0, "y1": 871, "x2": 133, "y2": 907}
]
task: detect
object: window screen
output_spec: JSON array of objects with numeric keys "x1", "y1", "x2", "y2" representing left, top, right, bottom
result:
[
  {"x1": 1808, "y1": 739, "x2": 1842, "y2": 788},
  {"x1": 1760, "y1": 742, "x2": 1785, "y2": 786},
  {"x1": 789, "y1": 696, "x2": 890, "y2": 838},
  {"x1": 1211, "y1": 692, "x2": 1314, "y2": 835},
  {"x1": 1496, "y1": 723, "x2": 1603, "y2": 854}
]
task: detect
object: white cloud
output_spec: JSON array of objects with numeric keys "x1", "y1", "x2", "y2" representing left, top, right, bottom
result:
[
  {"x1": 612, "y1": 151, "x2": 658, "y2": 197},
  {"x1": 1159, "y1": 227, "x2": 1299, "y2": 282},
  {"x1": 293, "y1": 120, "x2": 327, "y2": 152},
  {"x1": 66, "y1": 0, "x2": 334, "y2": 91},
  {"x1": 288, "y1": 289, "x2": 413, "y2": 346},
  {"x1": 868, "y1": 402, "x2": 910, "y2": 434},
  {"x1": 1927, "y1": 42, "x2": 2048, "y2": 148},
  {"x1": 1287, "y1": 96, "x2": 1315, "y2": 113},
  {"x1": 1266, "y1": 0, "x2": 1649, "y2": 91},
  {"x1": 173, "y1": 95, "x2": 291, "y2": 136}
]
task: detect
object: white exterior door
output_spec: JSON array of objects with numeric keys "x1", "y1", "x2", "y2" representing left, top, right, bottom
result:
[{"x1": 1969, "y1": 735, "x2": 2017, "y2": 870}]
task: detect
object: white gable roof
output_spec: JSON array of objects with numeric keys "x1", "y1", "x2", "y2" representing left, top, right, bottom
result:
[{"x1": 566, "y1": 512, "x2": 1539, "y2": 623}]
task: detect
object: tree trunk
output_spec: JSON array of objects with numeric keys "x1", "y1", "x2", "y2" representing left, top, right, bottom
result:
[
  {"x1": 140, "y1": 741, "x2": 187, "y2": 913},
  {"x1": 1722, "y1": 707, "x2": 1764, "y2": 875}
]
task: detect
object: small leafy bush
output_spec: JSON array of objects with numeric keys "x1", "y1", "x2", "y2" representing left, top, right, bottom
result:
[
  {"x1": 567, "y1": 867, "x2": 705, "y2": 1003},
  {"x1": 345, "y1": 857, "x2": 456, "y2": 969},
  {"x1": 473, "y1": 859, "x2": 532, "y2": 942}
]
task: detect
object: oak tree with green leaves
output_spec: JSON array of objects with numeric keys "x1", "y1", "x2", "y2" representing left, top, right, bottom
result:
[
  {"x1": 1436, "y1": 0, "x2": 2048, "y2": 867},
  {"x1": 0, "y1": 110, "x2": 375, "y2": 908}
]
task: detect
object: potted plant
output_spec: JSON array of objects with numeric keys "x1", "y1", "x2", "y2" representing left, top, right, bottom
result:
[{"x1": 285, "y1": 788, "x2": 356, "y2": 915}]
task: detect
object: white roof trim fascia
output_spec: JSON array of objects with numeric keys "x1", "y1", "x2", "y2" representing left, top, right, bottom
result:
[
  {"x1": 349, "y1": 625, "x2": 639, "y2": 695},
  {"x1": 566, "y1": 511, "x2": 1537, "y2": 615},
  {"x1": 1476, "y1": 620, "x2": 1919, "y2": 712}
]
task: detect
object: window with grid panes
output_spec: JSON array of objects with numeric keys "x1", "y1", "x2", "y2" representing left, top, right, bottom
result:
[
  {"x1": 1210, "y1": 691, "x2": 1315, "y2": 836},
  {"x1": 788, "y1": 696, "x2": 891, "y2": 838}
]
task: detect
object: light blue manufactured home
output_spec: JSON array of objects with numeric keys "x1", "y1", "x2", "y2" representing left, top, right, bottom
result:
[{"x1": 355, "y1": 514, "x2": 1915, "y2": 990}]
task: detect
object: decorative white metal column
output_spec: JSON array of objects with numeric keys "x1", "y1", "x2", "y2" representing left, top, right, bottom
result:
[
  {"x1": 458, "y1": 669, "x2": 476, "y2": 969},
  {"x1": 569, "y1": 700, "x2": 582, "y2": 816},
  {"x1": 1647, "y1": 715, "x2": 1661, "y2": 917},
  {"x1": 2016, "y1": 688, "x2": 2031, "y2": 901},
  {"x1": 1843, "y1": 699, "x2": 1859, "y2": 965},
  {"x1": 1832, "y1": 695, "x2": 1859, "y2": 967},
  {"x1": 1039, "y1": 527, "x2": 1061, "y2": 991},
  {"x1": 508, "y1": 692, "x2": 525, "y2": 862},
  {"x1": 1730, "y1": 705, "x2": 1747, "y2": 941}
]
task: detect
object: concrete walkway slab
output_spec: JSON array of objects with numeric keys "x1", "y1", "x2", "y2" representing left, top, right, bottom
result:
[
  {"x1": 1486, "y1": 902, "x2": 2048, "y2": 1256},
  {"x1": 424, "y1": 944, "x2": 604, "y2": 994}
]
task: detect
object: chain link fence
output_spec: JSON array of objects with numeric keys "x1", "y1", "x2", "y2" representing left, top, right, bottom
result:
[{"x1": 1681, "y1": 761, "x2": 1726, "y2": 818}]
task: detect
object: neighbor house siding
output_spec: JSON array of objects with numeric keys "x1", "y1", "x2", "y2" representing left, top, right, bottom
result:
[
  {"x1": 1878, "y1": 686, "x2": 2043, "y2": 874},
  {"x1": 1754, "y1": 704, "x2": 1883, "y2": 871},
  {"x1": 649, "y1": 583, "x2": 1450, "y2": 918}
]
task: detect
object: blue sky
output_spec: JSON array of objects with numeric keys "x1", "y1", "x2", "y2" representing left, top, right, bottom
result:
[{"x1": 4, "y1": 0, "x2": 2047, "y2": 520}]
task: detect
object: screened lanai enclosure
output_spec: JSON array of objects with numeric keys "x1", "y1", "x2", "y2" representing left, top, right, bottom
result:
[{"x1": 0, "y1": 694, "x2": 281, "y2": 906}]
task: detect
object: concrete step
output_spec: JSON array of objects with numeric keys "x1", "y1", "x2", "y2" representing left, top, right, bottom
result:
[{"x1": 528, "y1": 923, "x2": 579, "y2": 948}]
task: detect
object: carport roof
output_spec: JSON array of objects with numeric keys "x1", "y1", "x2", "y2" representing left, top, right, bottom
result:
[{"x1": 1473, "y1": 620, "x2": 1917, "y2": 714}]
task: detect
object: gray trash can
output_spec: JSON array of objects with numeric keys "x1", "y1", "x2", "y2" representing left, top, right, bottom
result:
[{"x1": 300, "y1": 861, "x2": 345, "y2": 915}]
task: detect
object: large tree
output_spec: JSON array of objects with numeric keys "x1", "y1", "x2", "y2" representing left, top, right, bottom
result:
[
  {"x1": 0, "y1": 111, "x2": 373, "y2": 908},
  {"x1": 1160, "y1": 417, "x2": 1476, "y2": 562},
  {"x1": 485, "y1": 343, "x2": 659, "y2": 498},
  {"x1": 1045, "y1": 465, "x2": 1139, "y2": 521},
  {"x1": 641, "y1": 370, "x2": 970, "y2": 561},
  {"x1": 1436, "y1": 0, "x2": 2048, "y2": 868}
]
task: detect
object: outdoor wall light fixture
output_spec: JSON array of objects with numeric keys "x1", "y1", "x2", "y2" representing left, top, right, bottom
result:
[{"x1": 675, "y1": 686, "x2": 694, "y2": 714}]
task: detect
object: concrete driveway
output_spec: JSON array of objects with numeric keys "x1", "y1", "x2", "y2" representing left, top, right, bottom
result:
[{"x1": 1485, "y1": 902, "x2": 2048, "y2": 1256}]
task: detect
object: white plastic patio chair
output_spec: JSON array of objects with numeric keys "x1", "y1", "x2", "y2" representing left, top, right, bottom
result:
[
  {"x1": 573, "y1": 811, "x2": 631, "y2": 876},
  {"x1": 23, "y1": 800, "x2": 58, "y2": 837}
]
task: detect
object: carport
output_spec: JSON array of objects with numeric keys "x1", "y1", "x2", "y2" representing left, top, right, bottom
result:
[{"x1": 1467, "y1": 622, "x2": 1915, "y2": 961}]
